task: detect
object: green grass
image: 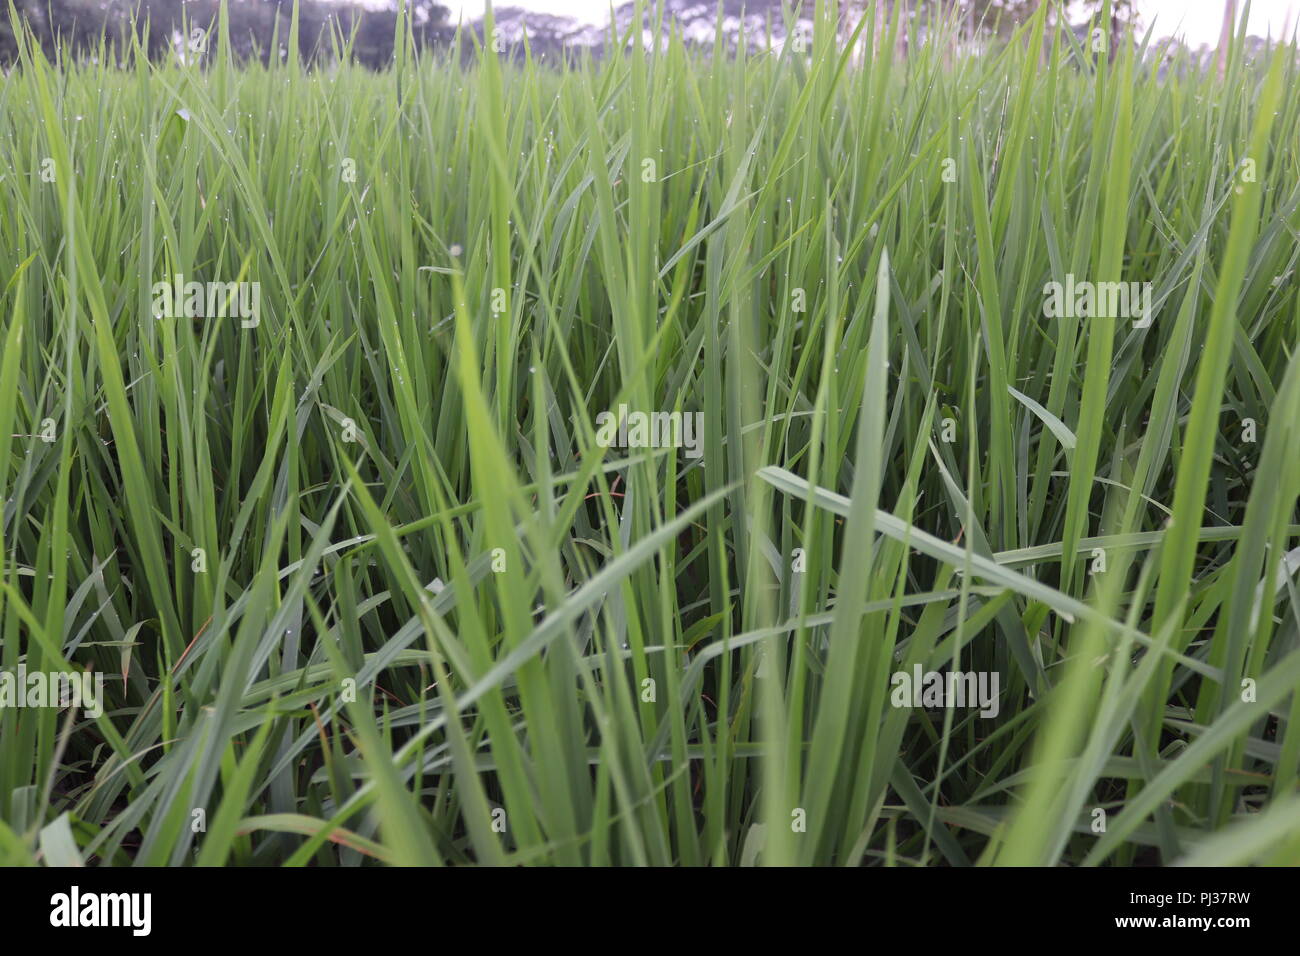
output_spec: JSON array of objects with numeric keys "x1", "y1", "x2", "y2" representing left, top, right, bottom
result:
[{"x1": 0, "y1": 0, "x2": 1298, "y2": 866}]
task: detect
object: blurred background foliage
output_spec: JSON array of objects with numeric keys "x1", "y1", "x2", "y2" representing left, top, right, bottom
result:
[{"x1": 0, "y1": 0, "x2": 1148, "y2": 68}]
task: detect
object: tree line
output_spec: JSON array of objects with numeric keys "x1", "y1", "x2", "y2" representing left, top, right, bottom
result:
[{"x1": 1, "y1": 0, "x2": 457, "y2": 68}]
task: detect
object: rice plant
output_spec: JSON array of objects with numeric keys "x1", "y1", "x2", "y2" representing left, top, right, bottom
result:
[{"x1": 0, "y1": 0, "x2": 1298, "y2": 867}]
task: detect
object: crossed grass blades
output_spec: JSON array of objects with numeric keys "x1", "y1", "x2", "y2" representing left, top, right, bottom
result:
[{"x1": 1, "y1": 0, "x2": 1298, "y2": 866}]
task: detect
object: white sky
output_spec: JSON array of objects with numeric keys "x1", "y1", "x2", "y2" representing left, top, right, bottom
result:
[{"x1": 442, "y1": 0, "x2": 1300, "y2": 46}]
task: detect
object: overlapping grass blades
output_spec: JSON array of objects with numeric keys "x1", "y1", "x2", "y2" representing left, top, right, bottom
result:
[{"x1": 0, "y1": 0, "x2": 1297, "y2": 865}]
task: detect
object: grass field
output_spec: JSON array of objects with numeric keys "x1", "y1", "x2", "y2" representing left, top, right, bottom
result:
[{"x1": 1, "y1": 0, "x2": 1298, "y2": 866}]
